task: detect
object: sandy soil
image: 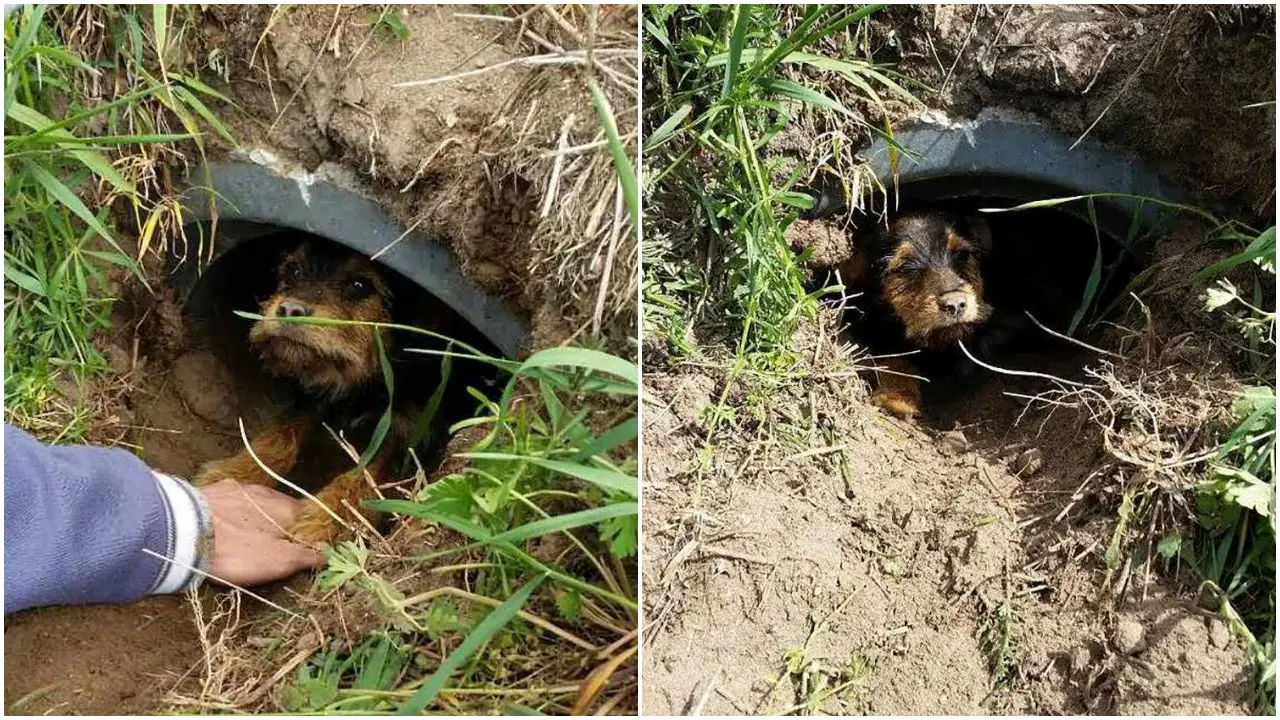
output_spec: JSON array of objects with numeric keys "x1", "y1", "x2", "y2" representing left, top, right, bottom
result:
[{"x1": 641, "y1": 317, "x2": 1254, "y2": 715}]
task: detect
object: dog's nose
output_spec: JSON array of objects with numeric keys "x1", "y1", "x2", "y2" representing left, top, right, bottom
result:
[
  {"x1": 276, "y1": 299, "x2": 311, "y2": 318},
  {"x1": 937, "y1": 292, "x2": 967, "y2": 319}
]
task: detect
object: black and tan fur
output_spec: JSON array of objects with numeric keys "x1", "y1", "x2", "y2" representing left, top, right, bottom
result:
[
  {"x1": 840, "y1": 211, "x2": 1000, "y2": 419},
  {"x1": 193, "y1": 241, "x2": 424, "y2": 543}
]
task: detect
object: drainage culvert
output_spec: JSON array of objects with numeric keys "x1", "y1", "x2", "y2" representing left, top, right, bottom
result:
[
  {"x1": 161, "y1": 160, "x2": 526, "y2": 484},
  {"x1": 802, "y1": 111, "x2": 1187, "y2": 417}
]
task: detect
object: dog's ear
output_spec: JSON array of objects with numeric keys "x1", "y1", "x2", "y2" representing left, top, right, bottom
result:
[{"x1": 961, "y1": 215, "x2": 993, "y2": 253}]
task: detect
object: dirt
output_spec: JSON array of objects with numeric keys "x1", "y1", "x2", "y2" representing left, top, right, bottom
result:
[
  {"x1": 644, "y1": 6, "x2": 1272, "y2": 713},
  {"x1": 858, "y1": 5, "x2": 1275, "y2": 224},
  {"x1": 6, "y1": 5, "x2": 638, "y2": 715},
  {"x1": 641, "y1": 310, "x2": 1255, "y2": 715},
  {"x1": 195, "y1": 4, "x2": 639, "y2": 353}
]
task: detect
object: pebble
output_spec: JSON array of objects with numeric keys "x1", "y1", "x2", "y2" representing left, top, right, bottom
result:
[
  {"x1": 341, "y1": 77, "x2": 364, "y2": 105},
  {"x1": 1207, "y1": 618, "x2": 1232, "y2": 650},
  {"x1": 937, "y1": 429, "x2": 968, "y2": 456},
  {"x1": 1114, "y1": 618, "x2": 1147, "y2": 655},
  {"x1": 1070, "y1": 645, "x2": 1093, "y2": 672},
  {"x1": 1012, "y1": 447, "x2": 1045, "y2": 477}
]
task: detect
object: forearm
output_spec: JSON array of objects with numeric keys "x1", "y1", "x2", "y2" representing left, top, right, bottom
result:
[{"x1": 3, "y1": 424, "x2": 211, "y2": 614}]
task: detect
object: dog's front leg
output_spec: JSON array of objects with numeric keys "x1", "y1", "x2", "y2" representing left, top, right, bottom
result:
[
  {"x1": 870, "y1": 356, "x2": 923, "y2": 420},
  {"x1": 291, "y1": 455, "x2": 388, "y2": 544},
  {"x1": 192, "y1": 416, "x2": 312, "y2": 488}
]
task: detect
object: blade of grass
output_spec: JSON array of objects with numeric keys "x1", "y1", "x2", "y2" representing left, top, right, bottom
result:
[
  {"x1": 722, "y1": 4, "x2": 752, "y2": 98},
  {"x1": 587, "y1": 79, "x2": 638, "y2": 231},
  {"x1": 394, "y1": 574, "x2": 547, "y2": 715},
  {"x1": 459, "y1": 453, "x2": 638, "y2": 498}
]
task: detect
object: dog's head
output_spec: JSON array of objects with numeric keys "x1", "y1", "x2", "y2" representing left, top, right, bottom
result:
[
  {"x1": 249, "y1": 242, "x2": 392, "y2": 398},
  {"x1": 876, "y1": 212, "x2": 993, "y2": 348}
]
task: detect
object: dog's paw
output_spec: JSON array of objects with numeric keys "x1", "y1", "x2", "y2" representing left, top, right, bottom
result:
[
  {"x1": 872, "y1": 390, "x2": 920, "y2": 420},
  {"x1": 290, "y1": 504, "x2": 344, "y2": 546},
  {"x1": 191, "y1": 460, "x2": 234, "y2": 488}
]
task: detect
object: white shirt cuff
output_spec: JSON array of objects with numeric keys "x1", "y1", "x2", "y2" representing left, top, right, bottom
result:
[{"x1": 148, "y1": 472, "x2": 214, "y2": 594}]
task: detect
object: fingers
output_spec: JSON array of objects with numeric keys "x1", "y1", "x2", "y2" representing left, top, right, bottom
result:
[{"x1": 277, "y1": 539, "x2": 325, "y2": 573}]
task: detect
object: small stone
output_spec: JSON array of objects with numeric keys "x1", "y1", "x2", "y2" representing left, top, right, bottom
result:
[
  {"x1": 937, "y1": 430, "x2": 968, "y2": 456},
  {"x1": 1012, "y1": 447, "x2": 1045, "y2": 477},
  {"x1": 1207, "y1": 618, "x2": 1232, "y2": 650},
  {"x1": 341, "y1": 77, "x2": 364, "y2": 105},
  {"x1": 474, "y1": 56, "x2": 487, "y2": 69},
  {"x1": 1070, "y1": 645, "x2": 1093, "y2": 672},
  {"x1": 1114, "y1": 618, "x2": 1147, "y2": 655}
]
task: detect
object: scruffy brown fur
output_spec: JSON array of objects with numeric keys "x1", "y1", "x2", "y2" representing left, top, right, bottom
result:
[
  {"x1": 840, "y1": 212, "x2": 994, "y2": 419},
  {"x1": 194, "y1": 242, "x2": 404, "y2": 544}
]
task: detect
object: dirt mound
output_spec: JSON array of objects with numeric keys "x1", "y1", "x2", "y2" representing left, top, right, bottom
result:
[
  {"x1": 641, "y1": 308, "x2": 1255, "y2": 715},
  {"x1": 198, "y1": 4, "x2": 639, "y2": 353}
]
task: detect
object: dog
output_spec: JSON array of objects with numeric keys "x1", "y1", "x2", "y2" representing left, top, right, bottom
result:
[
  {"x1": 192, "y1": 240, "x2": 432, "y2": 543},
  {"x1": 839, "y1": 211, "x2": 1010, "y2": 420}
]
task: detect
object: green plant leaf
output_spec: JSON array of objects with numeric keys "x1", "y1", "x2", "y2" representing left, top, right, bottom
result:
[
  {"x1": 1157, "y1": 534, "x2": 1182, "y2": 559},
  {"x1": 486, "y1": 503, "x2": 638, "y2": 546},
  {"x1": 573, "y1": 416, "x2": 638, "y2": 462},
  {"x1": 513, "y1": 346, "x2": 638, "y2": 388},
  {"x1": 722, "y1": 4, "x2": 753, "y2": 98},
  {"x1": 7, "y1": 102, "x2": 136, "y2": 195},
  {"x1": 394, "y1": 574, "x2": 547, "y2": 715},
  {"x1": 764, "y1": 77, "x2": 852, "y2": 116},
  {"x1": 554, "y1": 588, "x2": 582, "y2": 622},
  {"x1": 599, "y1": 513, "x2": 638, "y2": 558},
  {"x1": 460, "y1": 453, "x2": 638, "y2": 498},
  {"x1": 3, "y1": 265, "x2": 45, "y2": 296},
  {"x1": 644, "y1": 103, "x2": 693, "y2": 152},
  {"x1": 588, "y1": 79, "x2": 638, "y2": 232}
]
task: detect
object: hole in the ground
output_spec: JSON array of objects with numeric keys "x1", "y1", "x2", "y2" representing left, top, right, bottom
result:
[
  {"x1": 840, "y1": 186, "x2": 1144, "y2": 435},
  {"x1": 176, "y1": 222, "x2": 500, "y2": 491}
]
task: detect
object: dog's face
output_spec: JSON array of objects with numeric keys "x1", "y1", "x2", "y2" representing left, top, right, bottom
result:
[
  {"x1": 249, "y1": 242, "x2": 392, "y2": 398},
  {"x1": 877, "y1": 212, "x2": 993, "y2": 348}
]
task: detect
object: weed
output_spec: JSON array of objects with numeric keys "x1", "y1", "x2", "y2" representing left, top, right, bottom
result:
[
  {"x1": 4, "y1": 4, "x2": 232, "y2": 442},
  {"x1": 643, "y1": 4, "x2": 918, "y2": 362},
  {"x1": 1191, "y1": 223, "x2": 1276, "y2": 713},
  {"x1": 978, "y1": 599, "x2": 1021, "y2": 694}
]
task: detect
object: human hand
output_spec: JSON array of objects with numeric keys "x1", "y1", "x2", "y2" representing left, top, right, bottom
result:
[{"x1": 198, "y1": 479, "x2": 325, "y2": 587}]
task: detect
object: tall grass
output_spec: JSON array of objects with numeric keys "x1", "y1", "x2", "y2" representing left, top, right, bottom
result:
[
  {"x1": 643, "y1": 4, "x2": 917, "y2": 366},
  {"x1": 4, "y1": 4, "x2": 231, "y2": 441}
]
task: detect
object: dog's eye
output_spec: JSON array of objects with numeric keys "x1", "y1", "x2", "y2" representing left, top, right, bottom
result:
[
  {"x1": 280, "y1": 262, "x2": 301, "y2": 284},
  {"x1": 346, "y1": 275, "x2": 373, "y2": 300},
  {"x1": 896, "y1": 258, "x2": 925, "y2": 275},
  {"x1": 953, "y1": 249, "x2": 972, "y2": 265}
]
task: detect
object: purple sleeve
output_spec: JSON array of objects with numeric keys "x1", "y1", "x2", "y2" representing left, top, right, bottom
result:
[{"x1": 3, "y1": 423, "x2": 175, "y2": 613}]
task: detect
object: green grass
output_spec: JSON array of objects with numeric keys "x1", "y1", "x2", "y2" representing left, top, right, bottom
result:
[
  {"x1": 238, "y1": 339, "x2": 639, "y2": 715},
  {"x1": 1191, "y1": 224, "x2": 1275, "y2": 713},
  {"x1": 4, "y1": 4, "x2": 232, "y2": 442},
  {"x1": 643, "y1": 4, "x2": 918, "y2": 367}
]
